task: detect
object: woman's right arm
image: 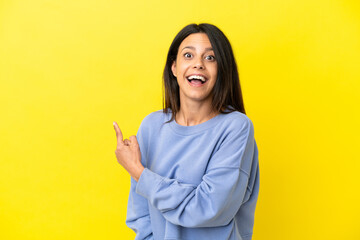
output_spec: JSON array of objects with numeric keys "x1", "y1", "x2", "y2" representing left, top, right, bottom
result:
[{"x1": 125, "y1": 128, "x2": 153, "y2": 240}]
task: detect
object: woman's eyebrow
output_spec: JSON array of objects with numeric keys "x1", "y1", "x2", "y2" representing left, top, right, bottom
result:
[{"x1": 181, "y1": 46, "x2": 214, "y2": 52}]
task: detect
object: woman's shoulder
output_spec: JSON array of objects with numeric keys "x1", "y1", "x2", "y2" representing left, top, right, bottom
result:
[
  {"x1": 142, "y1": 109, "x2": 169, "y2": 123},
  {"x1": 221, "y1": 110, "x2": 253, "y2": 130},
  {"x1": 215, "y1": 111, "x2": 255, "y2": 143},
  {"x1": 139, "y1": 109, "x2": 170, "y2": 130}
]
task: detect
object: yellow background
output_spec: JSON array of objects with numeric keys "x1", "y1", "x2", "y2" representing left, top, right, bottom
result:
[{"x1": 1, "y1": 0, "x2": 359, "y2": 239}]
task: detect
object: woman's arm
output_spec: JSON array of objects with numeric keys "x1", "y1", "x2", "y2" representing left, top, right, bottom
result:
[
  {"x1": 113, "y1": 122, "x2": 152, "y2": 239},
  {"x1": 134, "y1": 118, "x2": 257, "y2": 228}
]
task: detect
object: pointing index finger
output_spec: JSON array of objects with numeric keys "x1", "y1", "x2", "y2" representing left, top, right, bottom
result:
[{"x1": 113, "y1": 121, "x2": 124, "y2": 146}]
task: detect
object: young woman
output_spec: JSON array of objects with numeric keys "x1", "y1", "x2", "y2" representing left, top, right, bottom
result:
[{"x1": 113, "y1": 23, "x2": 259, "y2": 240}]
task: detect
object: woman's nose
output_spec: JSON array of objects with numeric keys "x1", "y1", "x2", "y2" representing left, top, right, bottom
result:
[{"x1": 193, "y1": 58, "x2": 204, "y2": 69}]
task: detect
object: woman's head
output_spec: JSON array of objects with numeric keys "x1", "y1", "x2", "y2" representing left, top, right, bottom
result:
[{"x1": 163, "y1": 23, "x2": 246, "y2": 119}]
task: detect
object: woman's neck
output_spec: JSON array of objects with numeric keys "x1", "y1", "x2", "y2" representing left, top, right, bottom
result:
[{"x1": 175, "y1": 99, "x2": 218, "y2": 126}]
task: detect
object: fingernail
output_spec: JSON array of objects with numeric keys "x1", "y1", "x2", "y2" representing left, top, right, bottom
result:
[{"x1": 113, "y1": 122, "x2": 116, "y2": 126}]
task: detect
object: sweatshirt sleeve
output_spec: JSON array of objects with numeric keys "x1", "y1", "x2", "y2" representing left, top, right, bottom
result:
[
  {"x1": 125, "y1": 128, "x2": 153, "y2": 240},
  {"x1": 135, "y1": 117, "x2": 257, "y2": 228}
]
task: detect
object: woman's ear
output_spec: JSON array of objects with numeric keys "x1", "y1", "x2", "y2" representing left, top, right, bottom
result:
[{"x1": 171, "y1": 61, "x2": 177, "y2": 77}]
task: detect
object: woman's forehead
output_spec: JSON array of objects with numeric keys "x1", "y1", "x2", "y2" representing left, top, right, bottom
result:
[{"x1": 179, "y1": 33, "x2": 213, "y2": 51}]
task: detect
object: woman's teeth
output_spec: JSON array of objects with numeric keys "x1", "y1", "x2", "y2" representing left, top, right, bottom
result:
[{"x1": 187, "y1": 75, "x2": 206, "y2": 83}]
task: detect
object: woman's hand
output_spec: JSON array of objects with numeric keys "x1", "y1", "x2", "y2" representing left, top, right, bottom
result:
[{"x1": 113, "y1": 121, "x2": 144, "y2": 182}]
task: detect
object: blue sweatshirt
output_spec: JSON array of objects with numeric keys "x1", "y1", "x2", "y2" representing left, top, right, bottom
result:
[{"x1": 126, "y1": 109, "x2": 259, "y2": 240}]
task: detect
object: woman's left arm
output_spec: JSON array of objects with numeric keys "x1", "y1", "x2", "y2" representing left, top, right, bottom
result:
[{"x1": 134, "y1": 118, "x2": 259, "y2": 228}]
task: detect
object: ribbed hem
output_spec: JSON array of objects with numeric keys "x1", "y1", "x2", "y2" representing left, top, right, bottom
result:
[{"x1": 240, "y1": 233, "x2": 253, "y2": 240}]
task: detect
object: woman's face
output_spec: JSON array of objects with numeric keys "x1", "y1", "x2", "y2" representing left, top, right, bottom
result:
[{"x1": 171, "y1": 33, "x2": 218, "y2": 106}]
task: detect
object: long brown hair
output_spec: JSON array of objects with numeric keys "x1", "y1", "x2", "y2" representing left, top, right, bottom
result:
[{"x1": 163, "y1": 23, "x2": 246, "y2": 121}]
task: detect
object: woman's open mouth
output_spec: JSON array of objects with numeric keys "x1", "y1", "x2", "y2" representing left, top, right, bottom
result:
[{"x1": 186, "y1": 75, "x2": 207, "y2": 87}]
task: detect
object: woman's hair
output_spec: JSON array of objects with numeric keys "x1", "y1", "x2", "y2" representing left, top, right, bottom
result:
[{"x1": 163, "y1": 23, "x2": 246, "y2": 121}]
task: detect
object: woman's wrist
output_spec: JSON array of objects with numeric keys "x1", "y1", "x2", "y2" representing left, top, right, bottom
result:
[{"x1": 132, "y1": 165, "x2": 145, "y2": 182}]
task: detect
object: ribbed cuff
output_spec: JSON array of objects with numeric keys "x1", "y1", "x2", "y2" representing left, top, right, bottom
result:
[{"x1": 136, "y1": 168, "x2": 164, "y2": 199}]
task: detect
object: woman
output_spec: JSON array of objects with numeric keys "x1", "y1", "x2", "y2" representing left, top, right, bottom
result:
[{"x1": 113, "y1": 23, "x2": 259, "y2": 240}]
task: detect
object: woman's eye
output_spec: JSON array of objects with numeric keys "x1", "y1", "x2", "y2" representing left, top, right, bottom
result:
[
  {"x1": 206, "y1": 55, "x2": 215, "y2": 61},
  {"x1": 184, "y1": 53, "x2": 192, "y2": 58}
]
